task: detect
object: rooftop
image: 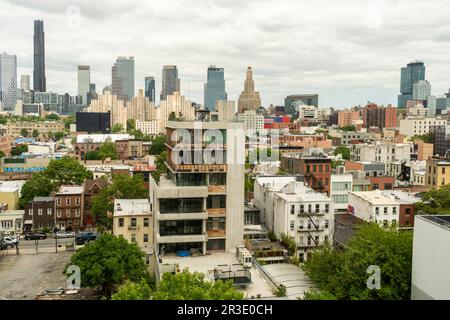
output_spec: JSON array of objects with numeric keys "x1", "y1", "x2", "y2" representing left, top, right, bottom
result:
[
  {"x1": 419, "y1": 215, "x2": 450, "y2": 231},
  {"x1": 275, "y1": 181, "x2": 332, "y2": 202},
  {"x1": 349, "y1": 190, "x2": 399, "y2": 205},
  {"x1": 76, "y1": 134, "x2": 132, "y2": 144},
  {"x1": 114, "y1": 199, "x2": 150, "y2": 216},
  {"x1": 380, "y1": 190, "x2": 421, "y2": 204},
  {"x1": 56, "y1": 186, "x2": 84, "y2": 195},
  {"x1": 32, "y1": 196, "x2": 54, "y2": 202}
]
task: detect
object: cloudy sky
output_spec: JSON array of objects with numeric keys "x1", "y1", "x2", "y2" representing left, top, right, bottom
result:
[{"x1": 2, "y1": 0, "x2": 450, "y2": 108}]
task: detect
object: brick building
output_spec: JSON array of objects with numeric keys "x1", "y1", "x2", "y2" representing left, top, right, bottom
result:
[
  {"x1": 24, "y1": 196, "x2": 55, "y2": 232},
  {"x1": 54, "y1": 186, "x2": 84, "y2": 231}
]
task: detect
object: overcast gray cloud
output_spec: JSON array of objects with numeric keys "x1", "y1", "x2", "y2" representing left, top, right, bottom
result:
[{"x1": 2, "y1": 0, "x2": 450, "y2": 108}]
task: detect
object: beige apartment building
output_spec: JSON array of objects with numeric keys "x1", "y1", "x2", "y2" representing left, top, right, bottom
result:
[
  {"x1": 85, "y1": 91, "x2": 128, "y2": 129},
  {"x1": 6, "y1": 121, "x2": 64, "y2": 137},
  {"x1": 157, "y1": 91, "x2": 195, "y2": 133}
]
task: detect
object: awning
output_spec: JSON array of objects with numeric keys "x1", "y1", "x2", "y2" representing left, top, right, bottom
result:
[{"x1": 24, "y1": 220, "x2": 33, "y2": 224}]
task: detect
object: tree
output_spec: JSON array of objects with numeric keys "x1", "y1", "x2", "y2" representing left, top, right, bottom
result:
[
  {"x1": 303, "y1": 224, "x2": 413, "y2": 300},
  {"x1": 0, "y1": 150, "x2": 5, "y2": 158},
  {"x1": 111, "y1": 278, "x2": 152, "y2": 300},
  {"x1": 18, "y1": 172, "x2": 56, "y2": 209},
  {"x1": 334, "y1": 146, "x2": 350, "y2": 160},
  {"x1": 152, "y1": 268, "x2": 244, "y2": 300},
  {"x1": 85, "y1": 150, "x2": 101, "y2": 160},
  {"x1": 416, "y1": 184, "x2": 450, "y2": 215},
  {"x1": 302, "y1": 290, "x2": 337, "y2": 300},
  {"x1": 54, "y1": 131, "x2": 65, "y2": 141},
  {"x1": 32, "y1": 129, "x2": 39, "y2": 138},
  {"x1": 98, "y1": 142, "x2": 117, "y2": 160},
  {"x1": 45, "y1": 113, "x2": 60, "y2": 121},
  {"x1": 127, "y1": 119, "x2": 136, "y2": 132},
  {"x1": 339, "y1": 125, "x2": 356, "y2": 132},
  {"x1": 45, "y1": 156, "x2": 93, "y2": 186},
  {"x1": 63, "y1": 114, "x2": 75, "y2": 130},
  {"x1": 20, "y1": 128, "x2": 29, "y2": 137},
  {"x1": 66, "y1": 233, "x2": 150, "y2": 296},
  {"x1": 149, "y1": 135, "x2": 166, "y2": 155},
  {"x1": 280, "y1": 232, "x2": 296, "y2": 255},
  {"x1": 112, "y1": 123, "x2": 124, "y2": 133},
  {"x1": 150, "y1": 151, "x2": 167, "y2": 184},
  {"x1": 91, "y1": 174, "x2": 148, "y2": 228},
  {"x1": 411, "y1": 133, "x2": 433, "y2": 143},
  {"x1": 168, "y1": 112, "x2": 177, "y2": 121},
  {"x1": 11, "y1": 144, "x2": 28, "y2": 156}
]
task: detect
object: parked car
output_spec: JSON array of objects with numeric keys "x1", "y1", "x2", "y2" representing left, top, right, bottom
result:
[
  {"x1": 4, "y1": 236, "x2": 19, "y2": 247},
  {"x1": 75, "y1": 232, "x2": 98, "y2": 245},
  {"x1": 55, "y1": 231, "x2": 74, "y2": 239},
  {"x1": 24, "y1": 232, "x2": 47, "y2": 240}
]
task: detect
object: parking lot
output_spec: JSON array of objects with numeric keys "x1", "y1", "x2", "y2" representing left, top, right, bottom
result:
[
  {"x1": 0, "y1": 252, "x2": 73, "y2": 300},
  {"x1": 1, "y1": 237, "x2": 76, "y2": 255}
]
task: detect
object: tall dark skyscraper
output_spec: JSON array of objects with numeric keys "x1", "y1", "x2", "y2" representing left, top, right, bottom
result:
[
  {"x1": 33, "y1": 20, "x2": 46, "y2": 92},
  {"x1": 112, "y1": 56, "x2": 134, "y2": 101},
  {"x1": 145, "y1": 76, "x2": 155, "y2": 102},
  {"x1": 398, "y1": 61, "x2": 425, "y2": 108},
  {"x1": 160, "y1": 65, "x2": 180, "y2": 101},
  {"x1": 204, "y1": 66, "x2": 227, "y2": 111}
]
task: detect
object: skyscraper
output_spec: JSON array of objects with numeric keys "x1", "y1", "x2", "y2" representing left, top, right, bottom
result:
[
  {"x1": 204, "y1": 66, "x2": 227, "y2": 111},
  {"x1": 112, "y1": 56, "x2": 134, "y2": 101},
  {"x1": 413, "y1": 80, "x2": 431, "y2": 100},
  {"x1": 20, "y1": 75, "x2": 30, "y2": 90},
  {"x1": 78, "y1": 65, "x2": 90, "y2": 106},
  {"x1": 0, "y1": 52, "x2": 17, "y2": 112},
  {"x1": 160, "y1": 65, "x2": 180, "y2": 101},
  {"x1": 238, "y1": 66, "x2": 261, "y2": 113},
  {"x1": 398, "y1": 61, "x2": 425, "y2": 108},
  {"x1": 33, "y1": 20, "x2": 46, "y2": 92},
  {"x1": 145, "y1": 76, "x2": 155, "y2": 102}
]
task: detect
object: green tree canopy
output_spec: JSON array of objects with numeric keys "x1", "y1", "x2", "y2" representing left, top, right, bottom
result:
[
  {"x1": 91, "y1": 174, "x2": 148, "y2": 228},
  {"x1": 98, "y1": 142, "x2": 118, "y2": 160},
  {"x1": 85, "y1": 150, "x2": 101, "y2": 160},
  {"x1": 20, "y1": 128, "x2": 29, "y2": 137},
  {"x1": 45, "y1": 113, "x2": 60, "y2": 121},
  {"x1": 149, "y1": 135, "x2": 166, "y2": 155},
  {"x1": 334, "y1": 146, "x2": 351, "y2": 160},
  {"x1": 168, "y1": 112, "x2": 177, "y2": 121},
  {"x1": 151, "y1": 151, "x2": 167, "y2": 184},
  {"x1": 54, "y1": 131, "x2": 65, "y2": 141},
  {"x1": 410, "y1": 133, "x2": 433, "y2": 143},
  {"x1": 11, "y1": 144, "x2": 28, "y2": 156},
  {"x1": 111, "y1": 123, "x2": 124, "y2": 133},
  {"x1": 416, "y1": 184, "x2": 450, "y2": 214},
  {"x1": 0, "y1": 150, "x2": 5, "y2": 158},
  {"x1": 339, "y1": 125, "x2": 356, "y2": 132},
  {"x1": 303, "y1": 223, "x2": 413, "y2": 300},
  {"x1": 32, "y1": 129, "x2": 39, "y2": 138},
  {"x1": 111, "y1": 279, "x2": 152, "y2": 300},
  {"x1": 45, "y1": 156, "x2": 93, "y2": 186},
  {"x1": 152, "y1": 268, "x2": 244, "y2": 300},
  {"x1": 18, "y1": 172, "x2": 56, "y2": 209},
  {"x1": 66, "y1": 233, "x2": 150, "y2": 296}
]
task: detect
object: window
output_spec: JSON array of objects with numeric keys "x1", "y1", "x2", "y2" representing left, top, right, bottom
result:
[
  {"x1": 75, "y1": 197, "x2": 80, "y2": 205},
  {"x1": 383, "y1": 207, "x2": 388, "y2": 214},
  {"x1": 442, "y1": 167, "x2": 446, "y2": 174},
  {"x1": 392, "y1": 219, "x2": 397, "y2": 225},
  {"x1": 319, "y1": 165, "x2": 323, "y2": 173},
  {"x1": 324, "y1": 235, "x2": 329, "y2": 243},
  {"x1": 299, "y1": 220, "x2": 304, "y2": 229},
  {"x1": 290, "y1": 221, "x2": 294, "y2": 231},
  {"x1": 325, "y1": 204, "x2": 329, "y2": 213},
  {"x1": 299, "y1": 205, "x2": 304, "y2": 213},
  {"x1": 375, "y1": 207, "x2": 380, "y2": 215},
  {"x1": 313, "y1": 165, "x2": 316, "y2": 172},
  {"x1": 56, "y1": 198, "x2": 61, "y2": 206},
  {"x1": 393, "y1": 207, "x2": 397, "y2": 215},
  {"x1": 28, "y1": 209, "x2": 32, "y2": 216},
  {"x1": 290, "y1": 205, "x2": 295, "y2": 215},
  {"x1": 57, "y1": 209, "x2": 62, "y2": 217},
  {"x1": 144, "y1": 218, "x2": 149, "y2": 227},
  {"x1": 405, "y1": 208, "x2": 411, "y2": 215},
  {"x1": 315, "y1": 204, "x2": 320, "y2": 213},
  {"x1": 47, "y1": 208, "x2": 52, "y2": 215},
  {"x1": 143, "y1": 234, "x2": 149, "y2": 243},
  {"x1": 307, "y1": 221, "x2": 312, "y2": 230},
  {"x1": 298, "y1": 236, "x2": 304, "y2": 245},
  {"x1": 131, "y1": 218, "x2": 137, "y2": 227},
  {"x1": 119, "y1": 218, "x2": 124, "y2": 227},
  {"x1": 131, "y1": 234, "x2": 136, "y2": 243},
  {"x1": 325, "y1": 219, "x2": 329, "y2": 228},
  {"x1": 308, "y1": 204, "x2": 312, "y2": 213},
  {"x1": 66, "y1": 198, "x2": 71, "y2": 206},
  {"x1": 38, "y1": 208, "x2": 43, "y2": 216},
  {"x1": 66, "y1": 209, "x2": 71, "y2": 217},
  {"x1": 325, "y1": 165, "x2": 329, "y2": 173},
  {"x1": 75, "y1": 209, "x2": 80, "y2": 217}
]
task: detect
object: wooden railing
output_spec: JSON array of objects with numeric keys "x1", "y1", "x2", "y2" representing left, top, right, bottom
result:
[
  {"x1": 207, "y1": 208, "x2": 227, "y2": 216},
  {"x1": 208, "y1": 185, "x2": 226, "y2": 193},
  {"x1": 207, "y1": 229, "x2": 226, "y2": 237}
]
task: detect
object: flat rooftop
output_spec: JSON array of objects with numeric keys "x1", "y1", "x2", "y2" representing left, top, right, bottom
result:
[
  {"x1": 420, "y1": 215, "x2": 450, "y2": 231},
  {"x1": 57, "y1": 186, "x2": 84, "y2": 194},
  {"x1": 161, "y1": 252, "x2": 274, "y2": 298},
  {"x1": 114, "y1": 199, "x2": 150, "y2": 216}
]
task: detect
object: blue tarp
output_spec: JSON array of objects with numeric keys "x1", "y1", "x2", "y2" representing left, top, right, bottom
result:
[{"x1": 176, "y1": 250, "x2": 190, "y2": 257}]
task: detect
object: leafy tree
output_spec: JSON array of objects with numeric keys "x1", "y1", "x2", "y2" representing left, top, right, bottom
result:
[
  {"x1": 331, "y1": 159, "x2": 344, "y2": 169},
  {"x1": 63, "y1": 114, "x2": 75, "y2": 130},
  {"x1": 85, "y1": 150, "x2": 101, "y2": 160},
  {"x1": 302, "y1": 290, "x2": 337, "y2": 300},
  {"x1": 98, "y1": 142, "x2": 118, "y2": 160},
  {"x1": 152, "y1": 268, "x2": 244, "y2": 300},
  {"x1": 11, "y1": 144, "x2": 28, "y2": 156},
  {"x1": 416, "y1": 184, "x2": 450, "y2": 215},
  {"x1": 151, "y1": 151, "x2": 167, "y2": 184},
  {"x1": 32, "y1": 129, "x2": 39, "y2": 138},
  {"x1": 18, "y1": 172, "x2": 56, "y2": 209},
  {"x1": 45, "y1": 156, "x2": 93, "y2": 185},
  {"x1": 111, "y1": 123, "x2": 124, "y2": 133},
  {"x1": 411, "y1": 133, "x2": 433, "y2": 143},
  {"x1": 66, "y1": 233, "x2": 150, "y2": 296},
  {"x1": 0, "y1": 150, "x2": 5, "y2": 158},
  {"x1": 244, "y1": 173, "x2": 254, "y2": 196},
  {"x1": 20, "y1": 128, "x2": 29, "y2": 137},
  {"x1": 45, "y1": 113, "x2": 60, "y2": 121},
  {"x1": 91, "y1": 174, "x2": 148, "y2": 227},
  {"x1": 0, "y1": 117, "x2": 7, "y2": 125},
  {"x1": 339, "y1": 125, "x2": 356, "y2": 132},
  {"x1": 54, "y1": 131, "x2": 65, "y2": 141},
  {"x1": 303, "y1": 223, "x2": 413, "y2": 300},
  {"x1": 280, "y1": 233, "x2": 296, "y2": 255},
  {"x1": 126, "y1": 119, "x2": 136, "y2": 132},
  {"x1": 111, "y1": 279, "x2": 152, "y2": 300},
  {"x1": 149, "y1": 135, "x2": 166, "y2": 155},
  {"x1": 168, "y1": 112, "x2": 177, "y2": 121},
  {"x1": 334, "y1": 146, "x2": 350, "y2": 160}
]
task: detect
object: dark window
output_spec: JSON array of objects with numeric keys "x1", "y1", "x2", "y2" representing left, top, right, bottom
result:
[
  {"x1": 144, "y1": 218, "x2": 149, "y2": 227},
  {"x1": 119, "y1": 218, "x2": 124, "y2": 227}
]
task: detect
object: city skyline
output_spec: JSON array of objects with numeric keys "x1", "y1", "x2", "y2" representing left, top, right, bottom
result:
[{"x1": 3, "y1": 0, "x2": 450, "y2": 108}]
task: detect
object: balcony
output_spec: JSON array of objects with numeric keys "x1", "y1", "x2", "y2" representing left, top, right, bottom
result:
[
  {"x1": 157, "y1": 233, "x2": 207, "y2": 244},
  {"x1": 207, "y1": 208, "x2": 227, "y2": 217},
  {"x1": 297, "y1": 211, "x2": 328, "y2": 217},
  {"x1": 157, "y1": 212, "x2": 207, "y2": 221},
  {"x1": 298, "y1": 226, "x2": 325, "y2": 232},
  {"x1": 207, "y1": 229, "x2": 226, "y2": 238},
  {"x1": 208, "y1": 185, "x2": 226, "y2": 193}
]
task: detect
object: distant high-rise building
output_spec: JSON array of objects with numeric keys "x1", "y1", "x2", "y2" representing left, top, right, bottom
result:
[
  {"x1": 362, "y1": 103, "x2": 397, "y2": 130},
  {"x1": 204, "y1": 66, "x2": 227, "y2": 111},
  {"x1": 284, "y1": 94, "x2": 319, "y2": 115},
  {"x1": 77, "y1": 65, "x2": 90, "y2": 106},
  {"x1": 160, "y1": 65, "x2": 180, "y2": 101},
  {"x1": 0, "y1": 52, "x2": 17, "y2": 112},
  {"x1": 413, "y1": 80, "x2": 431, "y2": 101},
  {"x1": 20, "y1": 75, "x2": 30, "y2": 90},
  {"x1": 398, "y1": 61, "x2": 425, "y2": 108},
  {"x1": 145, "y1": 76, "x2": 155, "y2": 102},
  {"x1": 238, "y1": 66, "x2": 261, "y2": 113},
  {"x1": 112, "y1": 56, "x2": 134, "y2": 101},
  {"x1": 33, "y1": 20, "x2": 46, "y2": 92}
]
